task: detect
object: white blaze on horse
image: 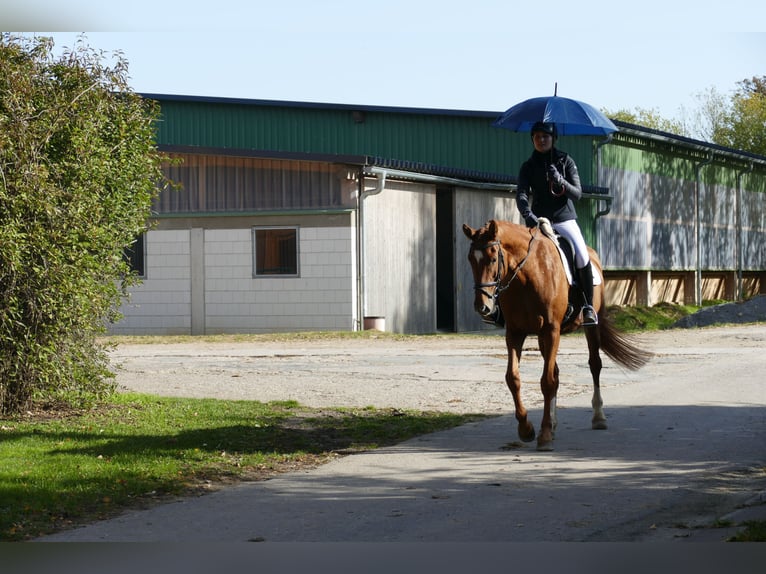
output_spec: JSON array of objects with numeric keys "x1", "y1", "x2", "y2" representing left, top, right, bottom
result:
[{"x1": 463, "y1": 219, "x2": 652, "y2": 451}]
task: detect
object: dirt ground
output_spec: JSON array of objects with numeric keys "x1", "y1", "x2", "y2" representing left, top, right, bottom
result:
[{"x1": 110, "y1": 296, "x2": 766, "y2": 415}]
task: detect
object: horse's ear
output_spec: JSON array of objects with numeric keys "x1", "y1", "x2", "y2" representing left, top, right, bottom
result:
[
  {"x1": 488, "y1": 220, "x2": 498, "y2": 237},
  {"x1": 462, "y1": 224, "x2": 474, "y2": 239}
]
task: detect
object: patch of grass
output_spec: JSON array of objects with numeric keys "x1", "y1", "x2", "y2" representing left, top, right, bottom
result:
[
  {"x1": 729, "y1": 520, "x2": 766, "y2": 542},
  {"x1": 608, "y1": 302, "x2": 701, "y2": 332},
  {"x1": 0, "y1": 393, "x2": 488, "y2": 541}
]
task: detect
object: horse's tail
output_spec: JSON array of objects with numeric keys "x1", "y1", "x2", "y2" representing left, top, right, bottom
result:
[{"x1": 597, "y1": 313, "x2": 653, "y2": 370}]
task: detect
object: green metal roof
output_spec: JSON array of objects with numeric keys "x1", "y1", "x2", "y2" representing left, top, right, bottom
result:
[{"x1": 145, "y1": 93, "x2": 598, "y2": 185}]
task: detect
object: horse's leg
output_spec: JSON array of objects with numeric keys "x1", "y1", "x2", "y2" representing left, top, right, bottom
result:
[
  {"x1": 585, "y1": 324, "x2": 607, "y2": 429},
  {"x1": 551, "y1": 361, "x2": 559, "y2": 434},
  {"x1": 536, "y1": 326, "x2": 561, "y2": 451},
  {"x1": 538, "y1": 334, "x2": 560, "y2": 435},
  {"x1": 505, "y1": 331, "x2": 535, "y2": 442}
]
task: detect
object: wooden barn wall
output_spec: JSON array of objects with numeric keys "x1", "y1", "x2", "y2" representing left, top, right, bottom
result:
[
  {"x1": 453, "y1": 188, "x2": 520, "y2": 333},
  {"x1": 362, "y1": 179, "x2": 437, "y2": 334}
]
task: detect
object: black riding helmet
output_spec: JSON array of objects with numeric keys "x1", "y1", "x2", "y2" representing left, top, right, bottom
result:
[{"x1": 530, "y1": 121, "x2": 557, "y2": 139}]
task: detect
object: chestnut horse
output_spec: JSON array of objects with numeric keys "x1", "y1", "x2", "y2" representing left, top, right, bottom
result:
[{"x1": 462, "y1": 219, "x2": 651, "y2": 451}]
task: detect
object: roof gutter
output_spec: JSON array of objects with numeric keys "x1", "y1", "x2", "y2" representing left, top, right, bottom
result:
[
  {"x1": 361, "y1": 168, "x2": 387, "y2": 200},
  {"x1": 614, "y1": 123, "x2": 766, "y2": 168},
  {"x1": 364, "y1": 166, "x2": 515, "y2": 192}
]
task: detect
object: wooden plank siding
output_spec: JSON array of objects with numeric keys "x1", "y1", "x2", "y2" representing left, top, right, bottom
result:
[
  {"x1": 362, "y1": 179, "x2": 437, "y2": 334},
  {"x1": 454, "y1": 188, "x2": 521, "y2": 333}
]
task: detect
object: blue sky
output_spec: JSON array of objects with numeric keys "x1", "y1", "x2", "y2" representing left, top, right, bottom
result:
[{"x1": 4, "y1": 1, "x2": 765, "y2": 120}]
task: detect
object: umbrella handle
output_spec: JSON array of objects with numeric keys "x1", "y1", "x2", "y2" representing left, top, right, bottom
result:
[
  {"x1": 549, "y1": 181, "x2": 566, "y2": 198},
  {"x1": 548, "y1": 156, "x2": 567, "y2": 197}
]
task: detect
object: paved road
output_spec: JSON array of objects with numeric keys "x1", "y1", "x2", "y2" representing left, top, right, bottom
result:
[{"x1": 37, "y1": 325, "x2": 766, "y2": 543}]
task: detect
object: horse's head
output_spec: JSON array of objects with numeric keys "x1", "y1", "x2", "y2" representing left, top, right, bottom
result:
[{"x1": 462, "y1": 220, "x2": 505, "y2": 323}]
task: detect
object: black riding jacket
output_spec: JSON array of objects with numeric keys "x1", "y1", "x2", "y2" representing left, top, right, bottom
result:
[{"x1": 516, "y1": 147, "x2": 582, "y2": 223}]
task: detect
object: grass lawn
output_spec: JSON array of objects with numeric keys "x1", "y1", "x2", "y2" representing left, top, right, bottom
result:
[{"x1": 0, "y1": 393, "x2": 487, "y2": 541}]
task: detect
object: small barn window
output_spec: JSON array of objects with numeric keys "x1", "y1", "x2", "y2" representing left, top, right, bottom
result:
[
  {"x1": 253, "y1": 227, "x2": 299, "y2": 276},
  {"x1": 124, "y1": 233, "x2": 146, "y2": 278}
]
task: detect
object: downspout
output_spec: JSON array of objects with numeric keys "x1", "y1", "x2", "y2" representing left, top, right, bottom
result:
[
  {"x1": 694, "y1": 152, "x2": 714, "y2": 306},
  {"x1": 735, "y1": 162, "x2": 753, "y2": 300},
  {"x1": 593, "y1": 134, "x2": 614, "y2": 245},
  {"x1": 362, "y1": 170, "x2": 387, "y2": 200},
  {"x1": 595, "y1": 134, "x2": 614, "y2": 219},
  {"x1": 356, "y1": 170, "x2": 387, "y2": 330}
]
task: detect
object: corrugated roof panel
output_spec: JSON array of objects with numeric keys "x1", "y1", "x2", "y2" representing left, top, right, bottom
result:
[{"x1": 150, "y1": 95, "x2": 596, "y2": 184}]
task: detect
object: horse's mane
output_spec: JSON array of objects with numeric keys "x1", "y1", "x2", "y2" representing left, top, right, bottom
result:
[
  {"x1": 481, "y1": 219, "x2": 531, "y2": 244},
  {"x1": 487, "y1": 220, "x2": 554, "y2": 257}
]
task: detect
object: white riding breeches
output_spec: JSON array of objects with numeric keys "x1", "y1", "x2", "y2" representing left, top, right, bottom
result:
[{"x1": 552, "y1": 219, "x2": 590, "y2": 269}]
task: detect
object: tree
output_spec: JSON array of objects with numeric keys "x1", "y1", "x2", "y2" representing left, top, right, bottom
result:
[
  {"x1": 0, "y1": 34, "x2": 167, "y2": 414},
  {"x1": 686, "y1": 86, "x2": 729, "y2": 143},
  {"x1": 710, "y1": 76, "x2": 766, "y2": 156},
  {"x1": 602, "y1": 106, "x2": 686, "y2": 135},
  {"x1": 608, "y1": 77, "x2": 766, "y2": 156}
]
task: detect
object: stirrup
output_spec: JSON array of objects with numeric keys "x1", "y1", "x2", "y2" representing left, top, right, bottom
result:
[{"x1": 581, "y1": 305, "x2": 598, "y2": 326}]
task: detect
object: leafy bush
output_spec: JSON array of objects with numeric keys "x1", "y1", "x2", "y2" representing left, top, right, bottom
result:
[{"x1": 0, "y1": 34, "x2": 167, "y2": 414}]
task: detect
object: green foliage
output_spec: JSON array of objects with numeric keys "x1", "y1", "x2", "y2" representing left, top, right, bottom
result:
[
  {"x1": 729, "y1": 520, "x2": 766, "y2": 542},
  {"x1": 712, "y1": 76, "x2": 766, "y2": 156},
  {"x1": 0, "y1": 34, "x2": 167, "y2": 414},
  {"x1": 605, "y1": 75, "x2": 766, "y2": 156},
  {"x1": 607, "y1": 302, "x2": 697, "y2": 332},
  {"x1": 603, "y1": 106, "x2": 686, "y2": 135}
]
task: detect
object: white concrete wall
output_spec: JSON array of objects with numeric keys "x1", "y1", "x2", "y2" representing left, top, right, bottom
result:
[
  {"x1": 112, "y1": 229, "x2": 192, "y2": 335},
  {"x1": 110, "y1": 225, "x2": 356, "y2": 335}
]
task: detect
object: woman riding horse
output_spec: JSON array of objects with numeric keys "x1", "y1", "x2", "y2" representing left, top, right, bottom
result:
[
  {"x1": 463, "y1": 219, "x2": 651, "y2": 450},
  {"x1": 517, "y1": 121, "x2": 598, "y2": 326}
]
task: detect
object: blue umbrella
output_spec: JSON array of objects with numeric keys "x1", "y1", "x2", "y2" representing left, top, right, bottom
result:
[{"x1": 493, "y1": 91, "x2": 618, "y2": 136}]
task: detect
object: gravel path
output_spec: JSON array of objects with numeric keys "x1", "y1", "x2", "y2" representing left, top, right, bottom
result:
[
  {"x1": 111, "y1": 296, "x2": 766, "y2": 414},
  {"x1": 672, "y1": 295, "x2": 766, "y2": 328},
  {"x1": 42, "y1": 302, "x2": 766, "y2": 545}
]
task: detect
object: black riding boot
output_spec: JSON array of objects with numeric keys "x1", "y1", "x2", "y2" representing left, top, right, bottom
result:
[{"x1": 577, "y1": 262, "x2": 598, "y2": 326}]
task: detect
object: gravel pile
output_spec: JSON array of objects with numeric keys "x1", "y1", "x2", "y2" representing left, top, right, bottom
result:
[{"x1": 672, "y1": 295, "x2": 766, "y2": 328}]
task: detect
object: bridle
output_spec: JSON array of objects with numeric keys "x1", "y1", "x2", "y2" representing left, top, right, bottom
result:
[
  {"x1": 471, "y1": 240, "x2": 505, "y2": 301},
  {"x1": 470, "y1": 227, "x2": 540, "y2": 322}
]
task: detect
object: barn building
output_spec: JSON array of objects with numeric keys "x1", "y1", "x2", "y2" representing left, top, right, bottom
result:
[{"x1": 113, "y1": 94, "x2": 766, "y2": 335}]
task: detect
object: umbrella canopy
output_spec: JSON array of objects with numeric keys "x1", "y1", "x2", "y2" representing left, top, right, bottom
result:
[{"x1": 493, "y1": 95, "x2": 618, "y2": 136}]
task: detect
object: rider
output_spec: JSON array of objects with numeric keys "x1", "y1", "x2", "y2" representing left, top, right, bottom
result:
[{"x1": 516, "y1": 121, "x2": 598, "y2": 326}]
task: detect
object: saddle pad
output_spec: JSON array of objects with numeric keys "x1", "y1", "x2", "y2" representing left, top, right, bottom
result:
[
  {"x1": 538, "y1": 218, "x2": 601, "y2": 286},
  {"x1": 554, "y1": 247, "x2": 602, "y2": 286}
]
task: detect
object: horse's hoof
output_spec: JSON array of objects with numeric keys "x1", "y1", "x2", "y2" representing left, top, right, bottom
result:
[
  {"x1": 592, "y1": 419, "x2": 608, "y2": 430},
  {"x1": 536, "y1": 428, "x2": 554, "y2": 451},
  {"x1": 518, "y1": 423, "x2": 536, "y2": 443},
  {"x1": 536, "y1": 439, "x2": 554, "y2": 452}
]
